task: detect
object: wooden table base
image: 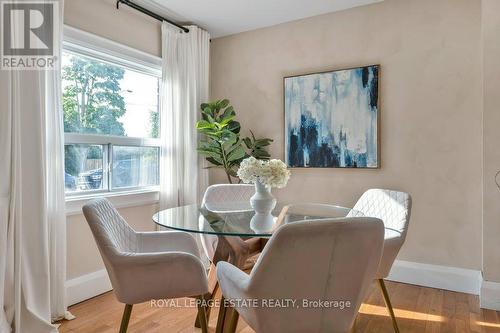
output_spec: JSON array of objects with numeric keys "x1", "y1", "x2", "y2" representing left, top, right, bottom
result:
[{"x1": 205, "y1": 236, "x2": 263, "y2": 333}]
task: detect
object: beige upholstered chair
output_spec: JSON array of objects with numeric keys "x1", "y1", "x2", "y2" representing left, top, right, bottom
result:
[
  {"x1": 351, "y1": 189, "x2": 412, "y2": 333},
  {"x1": 82, "y1": 198, "x2": 209, "y2": 333},
  {"x1": 216, "y1": 217, "x2": 385, "y2": 333},
  {"x1": 199, "y1": 184, "x2": 255, "y2": 261}
]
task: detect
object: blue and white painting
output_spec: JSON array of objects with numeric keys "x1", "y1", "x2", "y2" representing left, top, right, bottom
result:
[{"x1": 284, "y1": 65, "x2": 379, "y2": 168}]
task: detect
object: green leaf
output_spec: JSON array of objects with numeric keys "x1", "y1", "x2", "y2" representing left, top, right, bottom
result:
[
  {"x1": 254, "y1": 138, "x2": 273, "y2": 147},
  {"x1": 197, "y1": 148, "x2": 222, "y2": 159},
  {"x1": 206, "y1": 156, "x2": 223, "y2": 166},
  {"x1": 243, "y1": 137, "x2": 252, "y2": 149},
  {"x1": 219, "y1": 99, "x2": 230, "y2": 109},
  {"x1": 227, "y1": 121, "x2": 241, "y2": 134},
  {"x1": 227, "y1": 146, "x2": 245, "y2": 162},
  {"x1": 221, "y1": 106, "x2": 235, "y2": 119},
  {"x1": 196, "y1": 120, "x2": 212, "y2": 130},
  {"x1": 220, "y1": 114, "x2": 236, "y2": 126},
  {"x1": 203, "y1": 106, "x2": 214, "y2": 117},
  {"x1": 225, "y1": 139, "x2": 242, "y2": 155}
]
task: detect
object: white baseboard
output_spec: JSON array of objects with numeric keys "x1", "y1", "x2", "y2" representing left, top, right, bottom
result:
[
  {"x1": 481, "y1": 280, "x2": 500, "y2": 311},
  {"x1": 387, "y1": 260, "x2": 482, "y2": 295},
  {"x1": 66, "y1": 269, "x2": 112, "y2": 306}
]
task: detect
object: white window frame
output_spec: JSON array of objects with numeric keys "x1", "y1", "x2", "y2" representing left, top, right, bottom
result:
[{"x1": 63, "y1": 26, "x2": 162, "y2": 213}]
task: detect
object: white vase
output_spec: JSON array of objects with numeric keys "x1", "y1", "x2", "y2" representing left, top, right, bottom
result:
[
  {"x1": 250, "y1": 213, "x2": 276, "y2": 233},
  {"x1": 250, "y1": 178, "x2": 277, "y2": 215}
]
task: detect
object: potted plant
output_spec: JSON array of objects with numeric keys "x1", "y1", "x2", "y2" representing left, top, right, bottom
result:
[{"x1": 196, "y1": 99, "x2": 273, "y2": 183}]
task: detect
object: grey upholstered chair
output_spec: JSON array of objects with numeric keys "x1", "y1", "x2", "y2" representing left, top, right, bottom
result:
[
  {"x1": 82, "y1": 198, "x2": 209, "y2": 333},
  {"x1": 351, "y1": 189, "x2": 412, "y2": 333},
  {"x1": 216, "y1": 217, "x2": 385, "y2": 333}
]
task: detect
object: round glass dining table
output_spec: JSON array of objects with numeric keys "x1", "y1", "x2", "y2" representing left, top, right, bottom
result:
[
  {"x1": 152, "y1": 201, "x2": 362, "y2": 238},
  {"x1": 152, "y1": 202, "x2": 363, "y2": 333}
]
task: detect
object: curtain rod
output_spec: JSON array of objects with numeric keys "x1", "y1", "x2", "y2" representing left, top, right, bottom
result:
[{"x1": 116, "y1": 0, "x2": 189, "y2": 33}]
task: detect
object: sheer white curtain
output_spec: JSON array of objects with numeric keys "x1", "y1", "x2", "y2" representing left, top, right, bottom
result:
[
  {"x1": 0, "y1": 1, "x2": 69, "y2": 332},
  {"x1": 159, "y1": 24, "x2": 210, "y2": 209}
]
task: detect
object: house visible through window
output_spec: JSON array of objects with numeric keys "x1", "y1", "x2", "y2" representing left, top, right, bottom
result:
[{"x1": 62, "y1": 49, "x2": 160, "y2": 195}]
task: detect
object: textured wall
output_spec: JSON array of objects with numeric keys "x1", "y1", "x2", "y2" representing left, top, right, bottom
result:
[
  {"x1": 64, "y1": 0, "x2": 161, "y2": 56},
  {"x1": 210, "y1": 0, "x2": 483, "y2": 270}
]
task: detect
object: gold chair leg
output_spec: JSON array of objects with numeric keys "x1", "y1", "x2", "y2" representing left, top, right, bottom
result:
[
  {"x1": 197, "y1": 295, "x2": 209, "y2": 333},
  {"x1": 206, "y1": 283, "x2": 219, "y2": 321},
  {"x1": 196, "y1": 263, "x2": 219, "y2": 328},
  {"x1": 378, "y1": 279, "x2": 400, "y2": 333},
  {"x1": 215, "y1": 296, "x2": 228, "y2": 333},
  {"x1": 226, "y1": 309, "x2": 239, "y2": 333},
  {"x1": 119, "y1": 304, "x2": 133, "y2": 333}
]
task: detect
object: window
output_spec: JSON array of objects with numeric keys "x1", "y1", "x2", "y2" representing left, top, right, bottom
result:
[{"x1": 62, "y1": 45, "x2": 161, "y2": 196}]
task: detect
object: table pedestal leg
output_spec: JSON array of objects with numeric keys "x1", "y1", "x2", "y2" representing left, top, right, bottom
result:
[{"x1": 215, "y1": 236, "x2": 251, "y2": 333}]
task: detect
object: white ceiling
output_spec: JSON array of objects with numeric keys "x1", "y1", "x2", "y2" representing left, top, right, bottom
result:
[{"x1": 135, "y1": 0, "x2": 383, "y2": 38}]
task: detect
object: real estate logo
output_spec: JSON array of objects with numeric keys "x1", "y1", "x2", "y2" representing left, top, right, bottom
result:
[{"x1": 1, "y1": 1, "x2": 59, "y2": 70}]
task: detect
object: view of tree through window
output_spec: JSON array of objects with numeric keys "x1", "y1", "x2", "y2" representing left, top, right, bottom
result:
[
  {"x1": 62, "y1": 50, "x2": 160, "y2": 193},
  {"x1": 62, "y1": 52, "x2": 159, "y2": 137}
]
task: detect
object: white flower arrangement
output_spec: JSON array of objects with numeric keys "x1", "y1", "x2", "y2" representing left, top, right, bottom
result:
[{"x1": 237, "y1": 157, "x2": 291, "y2": 188}]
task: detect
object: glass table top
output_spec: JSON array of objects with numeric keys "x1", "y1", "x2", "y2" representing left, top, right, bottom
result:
[{"x1": 152, "y1": 202, "x2": 363, "y2": 237}]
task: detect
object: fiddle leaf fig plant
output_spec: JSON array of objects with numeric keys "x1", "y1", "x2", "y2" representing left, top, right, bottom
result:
[{"x1": 196, "y1": 99, "x2": 273, "y2": 183}]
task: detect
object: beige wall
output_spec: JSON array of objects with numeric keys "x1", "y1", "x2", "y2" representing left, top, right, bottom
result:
[
  {"x1": 210, "y1": 0, "x2": 483, "y2": 270},
  {"x1": 64, "y1": 0, "x2": 161, "y2": 280},
  {"x1": 64, "y1": 0, "x2": 161, "y2": 56},
  {"x1": 482, "y1": 0, "x2": 500, "y2": 282}
]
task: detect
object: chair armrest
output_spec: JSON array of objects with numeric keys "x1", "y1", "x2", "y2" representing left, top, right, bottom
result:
[
  {"x1": 136, "y1": 231, "x2": 200, "y2": 256},
  {"x1": 216, "y1": 261, "x2": 251, "y2": 301},
  {"x1": 111, "y1": 251, "x2": 208, "y2": 303}
]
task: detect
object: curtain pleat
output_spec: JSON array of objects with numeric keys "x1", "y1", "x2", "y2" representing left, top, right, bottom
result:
[
  {"x1": 0, "y1": 1, "x2": 69, "y2": 332},
  {"x1": 159, "y1": 24, "x2": 210, "y2": 210}
]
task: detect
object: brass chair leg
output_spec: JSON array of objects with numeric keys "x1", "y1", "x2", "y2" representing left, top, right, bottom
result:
[
  {"x1": 215, "y1": 296, "x2": 228, "y2": 333},
  {"x1": 196, "y1": 263, "x2": 219, "y2": 328},
  {"x1": 226, "y1": 308, "x2": 239, "y2": 333},
  {"x1": 206, "y1": 283, "x2": 219, "y2": 321},
  {"x1": 196, "y1": 295, "x2": 209, "y2": 333},
  {"x1": 119, "y1": 304, "x2": 133, "y2": 333},
  {"x1": 378, "y1": 279, "x2": 400, "y2": 333}
]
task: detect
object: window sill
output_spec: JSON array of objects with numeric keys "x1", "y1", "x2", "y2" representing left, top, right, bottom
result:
[{"x1": 65, "y1": 189, "x2": 160, "y2": 216}]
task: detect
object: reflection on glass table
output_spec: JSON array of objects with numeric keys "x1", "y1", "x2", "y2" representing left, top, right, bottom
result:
[{"x1": 152, "y1": 202, "x2": 363, "y2": 238}]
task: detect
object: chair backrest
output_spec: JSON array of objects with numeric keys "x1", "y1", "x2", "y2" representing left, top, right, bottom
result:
[
  {"x1": 352, "y1": 189, "x2": 412, "y2": 237},
  {"x1": 82, "y1": 198, "x2": 138, "y2": 256},
  {"x1": 246, "y1": 217, "x2": 384, "y2": 333},
  {"x1": 199, "y1": 184, "x2": 254, "y2": 260},
  {"x1": 201, "y1": 184, "x2": 254, "y2": 210}
]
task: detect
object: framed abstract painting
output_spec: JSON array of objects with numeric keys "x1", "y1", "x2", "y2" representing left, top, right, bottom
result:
[{"x1": 284, "y1": 65, "x2": 379, "y2": 168}]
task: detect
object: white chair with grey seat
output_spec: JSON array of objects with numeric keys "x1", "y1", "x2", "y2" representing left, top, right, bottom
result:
[
  {"x1": 216, "y1": 217, "x2": 385, "y2": 333},
  {"x1": 351, "y1": 189, "x2": 412, "y2": 333},
  {"x1": 82, "y1": 198, "x2": 209, "y2": 333}
]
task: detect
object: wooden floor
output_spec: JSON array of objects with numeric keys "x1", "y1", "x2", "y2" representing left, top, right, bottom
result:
[{"x1": 58, "y1": 281, "x2": 500, "y2": 333}]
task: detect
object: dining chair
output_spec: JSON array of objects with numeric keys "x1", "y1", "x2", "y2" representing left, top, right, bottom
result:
[
  {"x1": 199, "y1": 184, "x2": 255, "y2": 261},
  {"x1": 216, "y1": 217, "x2": 385, "y2": 333},
  {"x1": 196, "y1": 184, "x2": 263, "y2": 327},
  {"x1": 82, "y1": 198, "x2": 209, "y2": 333},
  {"x1": 351, "y1": 189, "x2": 412, "y2": 333}
]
